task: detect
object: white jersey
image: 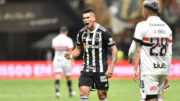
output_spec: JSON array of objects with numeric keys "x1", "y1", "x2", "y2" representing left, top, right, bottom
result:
[
  {"x1": 134, "y1": 16, "x2": 172, "y2": 75},
  {"x1": 52, "y1": 34, "x2": 73, "y2": 62}
]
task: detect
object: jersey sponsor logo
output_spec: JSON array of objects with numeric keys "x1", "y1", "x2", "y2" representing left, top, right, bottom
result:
[
  {"x1": 100, "y1": 76, "x2": 107, "y2": 82},
  {"x1": 85, "y1": 45, "x2": 100, "y2": 49},
  {"x1": 153, "y1": 62, "x2": 166, "y2": 69},
  {"x1": 150, "y1": 86, "x2": 158, "y2": 91}
]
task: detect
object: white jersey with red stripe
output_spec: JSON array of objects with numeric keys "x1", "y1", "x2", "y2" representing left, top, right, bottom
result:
[
  {"x1": 52, "y1": 34, "x2": 73, "y2": 61},
  {"x1": 134, "y1": 16, "x2": 172, "y2": 75}
]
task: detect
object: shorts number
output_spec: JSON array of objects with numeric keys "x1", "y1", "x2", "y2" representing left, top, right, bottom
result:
[
  {"x1": 150, "y1": 38, "x2": 168, "y2": 56},
  {"x1": 140, "y1": 80, "x2": 144, "y2": 88}
]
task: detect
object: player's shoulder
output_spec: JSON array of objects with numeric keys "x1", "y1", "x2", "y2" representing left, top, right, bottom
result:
[
  {"x1": 161, "y1": 21, "x2": 172, "y2": 34},
  {"x1": 78, "y1": 27, "x2": 87, "y2": 37},
  {"x1": 98, "y1": 24, "x2": 108, "y2": 32},
  {"x1": 52, "y1": 34, "x2": 59, "y2": 41},
  {"x1": 79, "y1": 27, "x2": 87, "y2": 33},
  {"x1": 136, "y1": 21, "x2": 147, "y2": 27},
  {"x1": 67, "y1": 36, "x2": 73, "y2": 42}
]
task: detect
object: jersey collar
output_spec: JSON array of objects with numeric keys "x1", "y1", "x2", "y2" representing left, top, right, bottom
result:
[
  {"x1": 87, "y1": 23, "x2": 100, "y2": 34},
  {"x1": 147, "y1": 16, "x2": 160, "y2": 21}
]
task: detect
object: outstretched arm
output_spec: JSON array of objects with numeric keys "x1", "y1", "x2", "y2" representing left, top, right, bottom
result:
[{"x1": 105, "y1": 45, "x2": 118, "y2": 78}]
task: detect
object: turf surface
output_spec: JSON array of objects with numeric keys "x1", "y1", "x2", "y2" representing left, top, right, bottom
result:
[{"x1": 0, "y1": 79, "x2": 179, "y2": 101}]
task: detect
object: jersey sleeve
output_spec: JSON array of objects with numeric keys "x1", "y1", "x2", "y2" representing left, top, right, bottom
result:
[
  {"x1": 134, "y1": 22, "x2": 146, "y2": 41},
  {"x1": 167, "y1": 31, "x2": 173, "y2": 55},
  {"x1": 104, "y1": 31, "x2": 115, "y2": 47},
  {"x1": 76, "y1": 32, "x2": 83, "y2": 46}
]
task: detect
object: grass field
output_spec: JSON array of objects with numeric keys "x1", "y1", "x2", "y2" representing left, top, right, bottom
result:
[{"x1": 0, "y1": 79, "x2": 180, "y2": 101}]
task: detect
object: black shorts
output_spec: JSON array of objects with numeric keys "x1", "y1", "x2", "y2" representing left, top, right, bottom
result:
[{"x1": 78, "y1": 71, "x2": 109, "y2": 90}]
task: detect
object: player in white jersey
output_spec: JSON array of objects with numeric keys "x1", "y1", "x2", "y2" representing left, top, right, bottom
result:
[
  {"x1": 128, "y1": 0, "x2": 172, "y2": 101},
  {"x1": 52, "y1": 26, "x2": 75, "y2": 98},
  {"x1": 133, "y1": 48, "x2": 170, "y2": 101}
]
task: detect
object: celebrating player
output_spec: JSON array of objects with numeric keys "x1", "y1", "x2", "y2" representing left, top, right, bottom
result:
[
  {"x1": 64, "y1": 8, "x2": 117, "y2": 101},
  {"x1": 128, "y1": 0, "x2": 173, "y2": 101},
  {"x1": 52, "y1": 26, "x2": 75, "y2": 98}
]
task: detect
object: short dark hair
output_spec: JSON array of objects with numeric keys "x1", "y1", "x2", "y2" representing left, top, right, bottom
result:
[
  {"x1": 82, "y1": 8, "x2": 94, "y2": 14},
  {"x1": 60, "y1": 26, "x2": 68, "y2": 32},
  {"x1": 144, "y1": 5, "x2": 158, "y2": 13}
]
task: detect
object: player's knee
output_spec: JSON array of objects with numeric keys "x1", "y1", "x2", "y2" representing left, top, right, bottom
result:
[
  {"x1": 99, "y1": 98, "x2": 108, "y2": 101},
  {"x1": 79, "y1": 86, "x2": 90, "y2": 96},
  {"x1": 99, "y1": 95, "x2": 107, "y2": 100},
  {"x1": 98, "y1": 91, "x2": 107, "y2": 100},
  {"x1": 80, "y1": 91, "x2": 87, "y2": 96},
  {"x1": 80, "y1": 90, "x2": 89, "y2": 96},
  {"x1": 80, "y1": 96, "x2": 88, "y2": 101}
]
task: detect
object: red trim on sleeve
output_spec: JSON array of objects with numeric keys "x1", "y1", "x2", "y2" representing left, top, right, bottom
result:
[
  {"x1": 143, "y1": 37, "x2": 150, "y2": 41},
  {"x1": 143, "y1": 37, "x2": 172, "y2": 43},
  {"x1": 168, "y1": 39, "x2": 172, "y2": 43}
]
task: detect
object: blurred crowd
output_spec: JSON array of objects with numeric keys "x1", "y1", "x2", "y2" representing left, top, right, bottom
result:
[
  {"x1": 0, "y1": 0, "x2": 179, "y2": 60},
  {"x1": 82, "y1": 0, "x2": 180, "y2": 59}
]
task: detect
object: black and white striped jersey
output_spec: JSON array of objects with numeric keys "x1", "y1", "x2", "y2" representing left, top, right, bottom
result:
[{"x1": 76, "y1": 24, "x2": 115, "y2": 73}]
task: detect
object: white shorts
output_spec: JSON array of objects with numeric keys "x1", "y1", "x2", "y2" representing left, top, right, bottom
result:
[
  {"x1": 140, "y1": 75, "x2": 167, "y2": 101},
  {"x1": 53, "y1": 60, "x2": 71, "y2": 76}
]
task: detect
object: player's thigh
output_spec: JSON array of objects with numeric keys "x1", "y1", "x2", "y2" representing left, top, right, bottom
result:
[
  {"x1": 140, "y1": 75, "x2": 158, "y2": 100},
  {"x1": 78, "y1": 71, "x2": 93, "y2": 96},
  {"x1": 62, "y1": 61, "x2": 72, "y2": 77},
  {"x1": 53, "y1": 62, "x2": 63, "y2": 74},
  {"x1": 94, "y1": 73, "x2": 109, "y2": 90},
  {"x1": 79, "y1": 71, "x2": 93, "y2": 87},
  {"x1": 157, "y1": 75, "x2": 167, "y2": 99}
]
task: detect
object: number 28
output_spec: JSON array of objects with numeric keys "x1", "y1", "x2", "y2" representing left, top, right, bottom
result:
[{"x1": 150, "y1": 38, "x2": 168, "y2": 56}]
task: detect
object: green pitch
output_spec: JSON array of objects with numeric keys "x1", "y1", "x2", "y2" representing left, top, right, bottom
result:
[{"x1": 0, "y1": 79, "x2": 179, "y2": 101}]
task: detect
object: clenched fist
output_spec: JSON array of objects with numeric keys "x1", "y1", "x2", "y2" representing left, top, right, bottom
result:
[{"x1": 64, "y1": 52, "x2": 72, "y2": 60}]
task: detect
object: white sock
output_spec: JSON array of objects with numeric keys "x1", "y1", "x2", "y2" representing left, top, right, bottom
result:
[
  {"x1": 158, "y1": 99, "x2": 163, "y2": 101},
  {"x1": 100, "y1": 98, "x2": 108, "y2": 101},
  {"x1": 80, "y1": 96, "x2": 88, "y2": 101}
]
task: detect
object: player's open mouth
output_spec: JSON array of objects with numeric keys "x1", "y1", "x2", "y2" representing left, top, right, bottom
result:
[{"x1": 85, "y1": 23, "x2": 89, "y2": 26}]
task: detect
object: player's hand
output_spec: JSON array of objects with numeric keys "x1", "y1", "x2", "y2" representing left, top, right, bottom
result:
[
  {"x1": 64, "y1": 52, "x2": 72, "y2": 60},
  {"x1": 133, "y1": 71, "x2": 139, "y2": 82},
  {"x1": 105, "y1": 67, "x2": 114, "y2": 78},
  {"x1": 163, "y1": 78, "x2": 170, "y2": 90}
]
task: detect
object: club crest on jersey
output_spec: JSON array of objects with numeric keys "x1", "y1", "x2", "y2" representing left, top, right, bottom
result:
[{"x1": 95, "y1": 32, "x2": 101, "y2": 42}]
